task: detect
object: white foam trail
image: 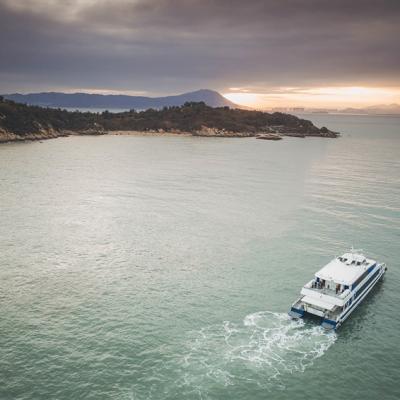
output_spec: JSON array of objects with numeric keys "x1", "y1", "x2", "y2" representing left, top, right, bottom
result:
[{"x1": 179, "y1": 311, "x2": 336, "y2": 392}]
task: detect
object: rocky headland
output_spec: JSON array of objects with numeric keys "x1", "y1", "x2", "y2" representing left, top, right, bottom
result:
[{"x1": 0, "y1": 97, "x2": 339, "y2": 143}]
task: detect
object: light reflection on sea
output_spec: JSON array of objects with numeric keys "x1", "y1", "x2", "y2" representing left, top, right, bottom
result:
[{"x1": 0, "y1": 114, "x2": 399, "y2": 399}]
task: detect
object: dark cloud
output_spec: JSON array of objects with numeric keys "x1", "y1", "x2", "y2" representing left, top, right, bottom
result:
[{"x1": 0, "y1": 0, "x2": 399, "y2": 94}]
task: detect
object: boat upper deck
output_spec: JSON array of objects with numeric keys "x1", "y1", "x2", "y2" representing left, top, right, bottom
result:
[
  {"x1": 304, "y1": 282, "x2": 350, "y2": 298},
  {"x1": 301, "y1": 279, "x2": 352, "y2": 306},
  {"x1": 315, "y1": 252, "x2": 377, "y2": 286}
]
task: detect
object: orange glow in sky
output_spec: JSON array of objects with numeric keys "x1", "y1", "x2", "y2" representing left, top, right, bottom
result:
[{"x1": 223, "y1": 86, "x2": 400, "y2": 109}]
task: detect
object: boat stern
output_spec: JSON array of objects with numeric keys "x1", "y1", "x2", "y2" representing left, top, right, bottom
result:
[
  {"x1": 321, "y1": 318, "x2": 337, "y2": 331},
  {"x1": 288, "y1": 296, "x2": 340, "y2": 330},
  {"x1": 288, "y1": 306, "x2": 304, "y2": 319},
  {"x1": 288, "y1": 297, "x2": 305, "y2": 319}
]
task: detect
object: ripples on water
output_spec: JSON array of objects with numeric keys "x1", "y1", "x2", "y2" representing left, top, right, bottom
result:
[
  {"x1": 179, "y1": 312, "x2": 336, "y2": 391},
  {"x1": 0, "y1": 114, "x2": 399, "y2": 400},
  {"x1": 129, "y1": 312, "x2": 336, "y2": 399}
]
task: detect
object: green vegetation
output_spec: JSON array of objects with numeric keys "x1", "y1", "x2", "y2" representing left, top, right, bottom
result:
[
  {"x1": 0, "y1": 96, "x2": 100, "y2": 135},
  {"x1": 0, "y1": 98, "x2": 338, "y2": 139}
]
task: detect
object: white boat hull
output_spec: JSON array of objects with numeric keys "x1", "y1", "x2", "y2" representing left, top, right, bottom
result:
[{"x1": 289, "y1": 256, "x2": 387, "y2": 331}]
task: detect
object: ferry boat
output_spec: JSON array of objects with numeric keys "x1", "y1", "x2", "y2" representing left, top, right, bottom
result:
[{"x1": 289, "y1": 249, "x2": 387, "y2": 330}]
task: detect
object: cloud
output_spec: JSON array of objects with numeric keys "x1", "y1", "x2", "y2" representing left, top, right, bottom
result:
[
  {"x1": 225, "y1": 85, "x2": 400, "y2": 108},
  {"x1": 0, "y1": 0, "x2": 399, "y2": 94}
]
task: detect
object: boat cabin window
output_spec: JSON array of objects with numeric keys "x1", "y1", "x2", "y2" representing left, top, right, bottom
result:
[{"x1": 352, "y1": 268, "x2": 373, "y2": 289}]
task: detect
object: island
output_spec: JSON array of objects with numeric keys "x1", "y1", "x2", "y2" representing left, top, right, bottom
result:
[{"x1": 0, "y1": 97, "x2": 339, "y2": 143}]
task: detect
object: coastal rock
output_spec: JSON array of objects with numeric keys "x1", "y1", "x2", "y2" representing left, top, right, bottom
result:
[
  {"x1": 0, "y1": 126, "x2": 62, "y2": 142},
  {"x1": 281, "y1": 132, "x2": 306, "y2": 138},
  {"x1": 0, "y1": 98, "x2": 340, "y2": 143},
  {"x1": 76, "y1": 128, "x2": 107, "y2": 136},
  {"x1": 193, "y1": 126, "x2": 253, "y2": 137},
  {"x1": 256, "y1": 133, "x2": 282, "y2": 140},
  {"x1": 0, "y1": 127, "x2": 19, "y2": 143}
]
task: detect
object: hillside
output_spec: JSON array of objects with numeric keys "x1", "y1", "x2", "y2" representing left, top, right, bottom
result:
[
  {"x1": 0, "y1": 97, "x2": 339, "y2": 142},
  {"x1": 3, "y1": 89, "x2": 238, "y2": 110}
]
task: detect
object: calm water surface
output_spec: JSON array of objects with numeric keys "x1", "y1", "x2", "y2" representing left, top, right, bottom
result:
[{"x1": 0, "y1": 114, "x2": 399, "y2": 399}]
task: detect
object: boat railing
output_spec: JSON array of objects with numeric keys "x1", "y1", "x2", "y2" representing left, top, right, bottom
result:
[
  {"x1": 339, "y1": 289, "x2": 351, "y2": 299},
  {"x1": 305, "y1": 280, "x2": 351, "y2": 299},
  {"x1": 304, "y1": 279, "x2": 314, "y2": 289}
]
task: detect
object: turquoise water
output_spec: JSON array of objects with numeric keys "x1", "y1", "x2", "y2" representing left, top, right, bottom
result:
[{"x1": 0, "y1": 114, "x2": 399, "y2": 399}]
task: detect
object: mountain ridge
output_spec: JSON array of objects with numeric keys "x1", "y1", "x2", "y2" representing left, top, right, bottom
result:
[{"x1": 3, "y1": 89, "x2": 240, "y2": 110}]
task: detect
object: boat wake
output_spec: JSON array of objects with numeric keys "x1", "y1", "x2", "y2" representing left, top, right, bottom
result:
[{"x1": 178, "y1": 311, "x2": 336, "y2": 393}]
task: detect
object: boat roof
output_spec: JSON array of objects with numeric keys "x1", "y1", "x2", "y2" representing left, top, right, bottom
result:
[{"x1": 315, "y1": 251, "x2": 376, "y2": 285}]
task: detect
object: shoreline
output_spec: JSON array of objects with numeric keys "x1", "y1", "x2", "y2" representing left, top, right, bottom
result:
[
  {"x1": 0, "y1": 129, "x2": 339, "y2": 144},
  {"x1": 109, "y1": 130, "x2": 193, "y2": 137},
  {"x1": 0, "y1": 99, "x2": 340, "y2": 143}
]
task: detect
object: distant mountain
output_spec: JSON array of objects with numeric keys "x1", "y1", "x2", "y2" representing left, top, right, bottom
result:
[
  {"x1": 339, "y1": 103, "x2": 400, "y2": 115},
  {"x1": 269, "y1": 103, "x2": 400, "y2": 115},
  {"x1": 364, "y1": 103, "x2": 400, "y2": 114},
  {"x1": 3, "y1": 89, "x2": 239, "y2": 110}
]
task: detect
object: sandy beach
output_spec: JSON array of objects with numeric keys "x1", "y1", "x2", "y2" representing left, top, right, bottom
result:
[{"x1": 109, "y1": 130, "x2": 192, "y2": 137}]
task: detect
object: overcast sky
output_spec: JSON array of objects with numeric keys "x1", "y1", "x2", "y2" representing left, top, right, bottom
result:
[{"x1": 1, "y1": 0, "x2": 399, "y2": 107}]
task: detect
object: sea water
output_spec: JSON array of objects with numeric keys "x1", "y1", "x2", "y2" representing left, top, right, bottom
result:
[{"x1": 0, "y1": 114, "x2": 399, "y2": 399}]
